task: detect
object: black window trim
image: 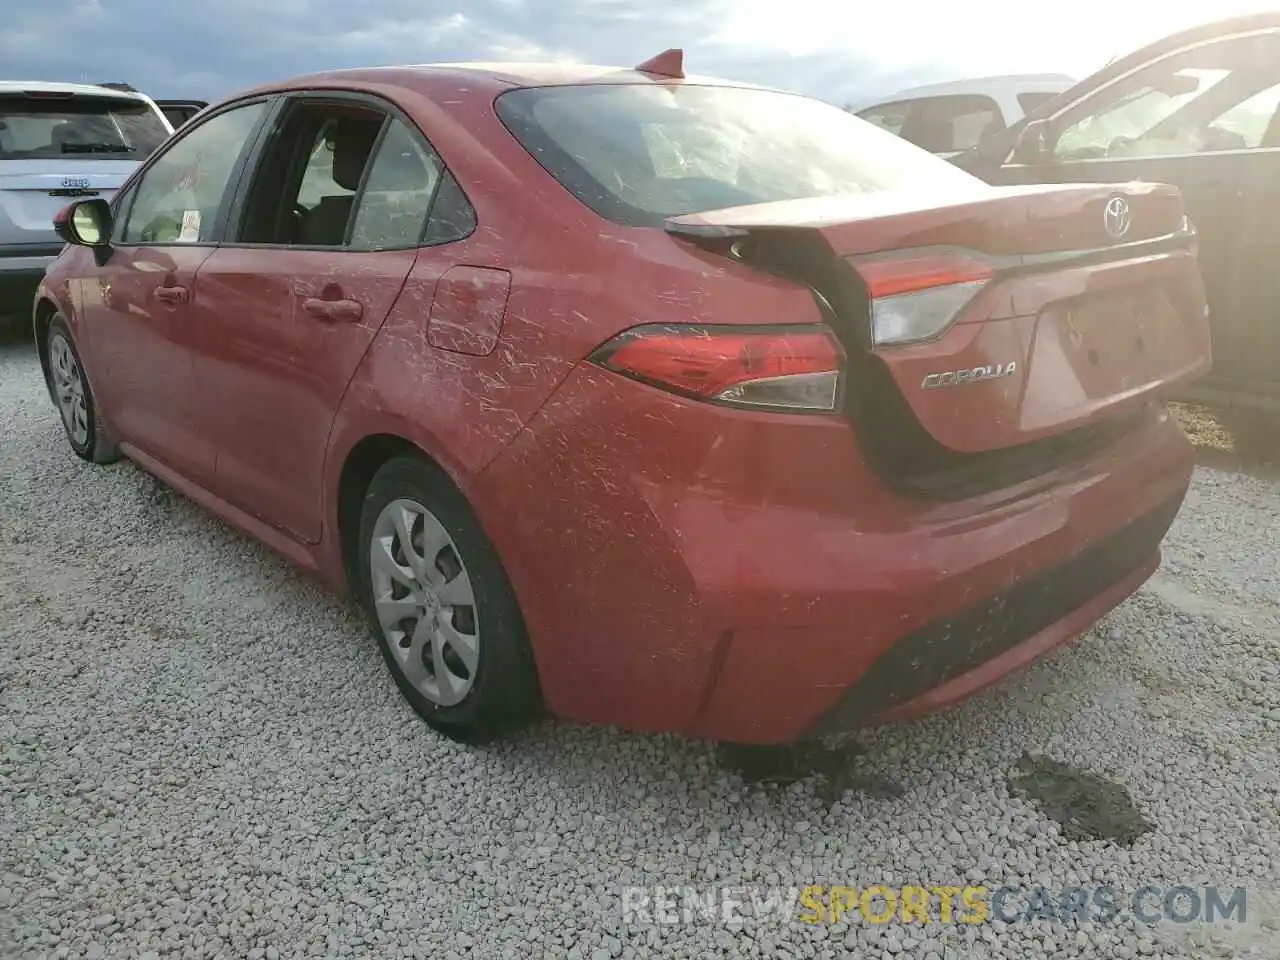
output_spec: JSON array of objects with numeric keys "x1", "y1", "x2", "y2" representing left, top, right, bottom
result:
[
  {"x1": 217, "y1": 88, "x2": 475, "y2": 253},
  {"x1": 110, "y1": 94, "x2": 280, "y2": 249}
]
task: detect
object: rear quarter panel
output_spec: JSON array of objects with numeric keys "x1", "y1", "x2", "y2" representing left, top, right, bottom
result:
[
  {"x1": 320, "y1": 78, "x2": 827, "y2": 587},
  {"x1": 322, "y1": 79, "x2": 829, "y2": 488}
]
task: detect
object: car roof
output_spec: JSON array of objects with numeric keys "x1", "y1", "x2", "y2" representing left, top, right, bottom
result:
[
  {"x1": 236, "y1": 61, "x2": 779, "y2": 100},
  {"x1": 851, "y1": 73, "x2": 1077, "y2": 110},
  {"x1": 0, "y1": 80, "x2": 153, "y2": 102}
]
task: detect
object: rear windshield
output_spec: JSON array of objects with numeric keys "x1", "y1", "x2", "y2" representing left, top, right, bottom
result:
[
  {"x1": 495, "y1": 83, "x2": 984, "y2": 227},
  {"x1": 0, "y1": 93, "x2": 169, "y2": 160}
]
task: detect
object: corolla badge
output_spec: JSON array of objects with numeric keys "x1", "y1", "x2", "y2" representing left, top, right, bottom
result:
[
  {"x1": 920, "y1": 362, "x2": 1017, "y2": 390},
  {"x1": 61, "y1": 176, "x2": 91, "y2": 189},
  {"x1": 1103, "y1": 196, "x2": 1131, "y2": 240}
]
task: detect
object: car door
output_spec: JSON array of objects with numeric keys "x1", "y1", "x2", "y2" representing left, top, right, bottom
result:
[
  {"x1": 188, "y1": 94, "x2": 456, "y2": 543},
  {"x1": 82, "y1": 98, "x2": 271, "y2": 482},
  {"x1": 985, "y1": 28, "x2": 1280, "y2": 396}
]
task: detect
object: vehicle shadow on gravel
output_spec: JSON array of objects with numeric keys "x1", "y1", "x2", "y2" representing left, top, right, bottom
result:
[{"x1": 1172, "y1": 402, "x2": 1280, "y2": 481}]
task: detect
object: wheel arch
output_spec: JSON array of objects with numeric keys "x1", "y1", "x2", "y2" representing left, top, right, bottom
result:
[
  {"x1": 338, "y1": 434, "x2": 421, "y2": 591},
  {"x1": 33, "y1": 297, "x2": 60, "y2": 397},
  {"x1": 334, "y1": 431, "x2": 479, "y2": 596}
]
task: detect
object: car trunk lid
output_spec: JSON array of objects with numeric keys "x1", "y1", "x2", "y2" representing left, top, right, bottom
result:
[
  {"x1": 667, "y1": 181, "x2": 1209, "y2": 455},
  {"x1": 0, "y1": 159, "x2": 136, "y2": 249}
]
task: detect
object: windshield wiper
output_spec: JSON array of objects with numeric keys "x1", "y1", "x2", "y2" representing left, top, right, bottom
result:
[{"x1": 61, "y1": 143, "x2": 132, "y2": 154}]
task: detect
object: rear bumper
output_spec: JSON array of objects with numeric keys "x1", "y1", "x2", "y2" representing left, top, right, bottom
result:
[
  {"x1": 857, "y1": 550, "x2": 1161, "y2": 727},
  {"x1": 0, "y1": 246, "x2": 60, "y2": 319},
  {"x1": 0, "y1": 245, "x2": 59, "y2": 305},
  {"x1": 0, "y1": 243, "x2": 62, "y2": 269},
  {"x1": 474, "y1": 365, "x2": 1195, "y2": 744},
  {"x1": 808, "y1": 491, "x2": 1181, "y2": 734}
]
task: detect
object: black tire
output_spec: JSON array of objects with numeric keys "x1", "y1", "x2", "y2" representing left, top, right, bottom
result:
[
  {"x1": 356, "y1": 453, "x2": 542, "y2": 743},
  {"x1": 45, "y1": 315, "x2": 120, "y2": 464}
]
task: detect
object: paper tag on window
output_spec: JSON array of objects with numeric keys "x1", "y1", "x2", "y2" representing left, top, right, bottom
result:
[{"x1": 178, "y1": 210, "x2": 201, "y2": 243}]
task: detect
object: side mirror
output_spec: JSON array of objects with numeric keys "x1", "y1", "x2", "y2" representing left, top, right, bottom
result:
[
  {"x1": 54, "y1": 198, "x2": 113, "y2": 248},
  {"x1": 1011, "y1": 118, "x2": 1052, "y2": 165}
]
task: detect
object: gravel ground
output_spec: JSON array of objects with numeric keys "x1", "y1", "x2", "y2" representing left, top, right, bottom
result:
[{"x1": 2, "y1": 336, "x2": 1279, "y2": 960}]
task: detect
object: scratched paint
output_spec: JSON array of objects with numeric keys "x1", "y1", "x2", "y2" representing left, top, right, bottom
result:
[{"x1": 35, "y1": 60, "x2": 1209, "y2": 746}]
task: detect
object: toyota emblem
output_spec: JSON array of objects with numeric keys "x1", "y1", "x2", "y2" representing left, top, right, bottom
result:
[{"x1": 1103, "y1": 196, "x2": 1131, "y2": 240}]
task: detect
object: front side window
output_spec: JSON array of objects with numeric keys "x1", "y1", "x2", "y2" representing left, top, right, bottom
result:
[
  {"x1": 496, "y1": 83, "x2": 985, "y2": 228},
  {"x1": 120, "y1": 101, "x2": 268, "y2": 244},
  {"x1": 1051, "y1": 32, "x2": 1280, "y2": 161},
  {"x1": 0, "y1": 93, "x2": 169, "y2": 160}
]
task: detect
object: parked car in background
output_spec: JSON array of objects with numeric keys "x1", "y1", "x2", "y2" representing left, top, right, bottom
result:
[
  {"x1": 156, "y1": 100, "x2": 209, "y2": 128},
  {"x1": 0, "y1": 81, "x2": 172, "y2": 319},
  {"x1": 98, "y1": 84, "x2": 206, "y2": 130},
  {"x1": 850, "y1": 74, "x2": 1076, "y2": 158},
  {"x1": 954, "y1": 13, "x2": 1280, "y2": 445},
  {"x1": 36, "y1": 52, "x2": 1208, "y2": 745}
]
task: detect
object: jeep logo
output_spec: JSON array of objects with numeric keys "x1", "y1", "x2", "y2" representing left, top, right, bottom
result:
[{"x1": 920, "y1": 362, "x2": 1017, "y2": 390}]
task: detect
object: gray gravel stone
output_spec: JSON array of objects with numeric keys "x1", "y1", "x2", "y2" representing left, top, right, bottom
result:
[{"x1": 2, "y1": 337, "x2": 1279, "y2": 960}]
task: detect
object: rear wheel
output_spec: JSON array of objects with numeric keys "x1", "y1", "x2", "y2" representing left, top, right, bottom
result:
[
  {"x1": 46, "y1": 316, "x2": 119, "y2": 464},
  {"x1": 356, "y1": 454, "x2": 541, "y2": 743}
]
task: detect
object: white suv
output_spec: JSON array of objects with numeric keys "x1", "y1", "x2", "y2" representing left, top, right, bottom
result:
[
  {"x1": 0, "y1": 81, "x2": 172, "y2": 319},
  {"x1": 850, "y1": 74, "x2": 1076, "y2": 159}
]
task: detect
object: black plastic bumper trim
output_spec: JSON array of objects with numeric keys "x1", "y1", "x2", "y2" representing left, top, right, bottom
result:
[
  {"x1": 805, "y1": 483, "x2": 1189, "y2": 737},
  {"x1": 0, "y1": 243, "x2": 64, "y2": 259}
]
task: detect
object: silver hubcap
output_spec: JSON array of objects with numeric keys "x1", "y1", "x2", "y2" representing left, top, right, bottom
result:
[
  {"x1": 49, "y1": 334, "x2": 89, "y2": 447},
  {"x1": 370, "y1": 499, "x2": 479, "y2": 707}
]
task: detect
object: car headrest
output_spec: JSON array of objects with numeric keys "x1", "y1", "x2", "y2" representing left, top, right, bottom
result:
[{"x1": 51, "y1": 122, "x2": 83, "y2": 148}]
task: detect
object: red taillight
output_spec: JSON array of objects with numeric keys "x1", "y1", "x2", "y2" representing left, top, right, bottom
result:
[
  {"x1": 851, "y1": 250, "x2": 994, "y2": 347},
  {"x1": 589, "y1": 324, "x2": 844, "y2": 412}
]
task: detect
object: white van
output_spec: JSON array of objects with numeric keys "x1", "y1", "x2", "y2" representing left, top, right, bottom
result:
[{"x1": 850, "y1": 74, "x2": 1076, "y2": 158}]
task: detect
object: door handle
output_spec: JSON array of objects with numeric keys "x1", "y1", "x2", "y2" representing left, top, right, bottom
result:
[
  {"x1": 302, "y1": 297, "x2": 363, "y2": 322},
  {"x1": 155, "y1": 284, "x2": 189, "y2": 304}
]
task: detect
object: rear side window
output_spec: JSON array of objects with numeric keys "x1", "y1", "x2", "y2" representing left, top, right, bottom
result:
[
  {"x1": 898, "y1": 94, "x2": 1004, "y2": 153},
  {"x1": 856, "y1": 101, "x2": 911, "y2": 135},
  {"x1": 349, "y1": 118, "x2": 444, "y2": 251},
  {"x1": 232, "y1": 98, "x2": 469, "y2": 251},
  {"x1": 495, "y1": 84, "x2": 984, "y2": 228},
  {"x1": 0, "y1": 92, "x2": 169, "y2": 160}
]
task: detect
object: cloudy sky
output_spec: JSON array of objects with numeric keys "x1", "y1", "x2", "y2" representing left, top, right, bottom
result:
[{"x1": 5, "y1": 0, "x2": 1279, "y2": 105}]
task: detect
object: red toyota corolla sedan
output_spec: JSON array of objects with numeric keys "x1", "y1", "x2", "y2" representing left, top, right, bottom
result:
[{"x1": 35, "y1": 52, "x2": 1211, "y2": 745}]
